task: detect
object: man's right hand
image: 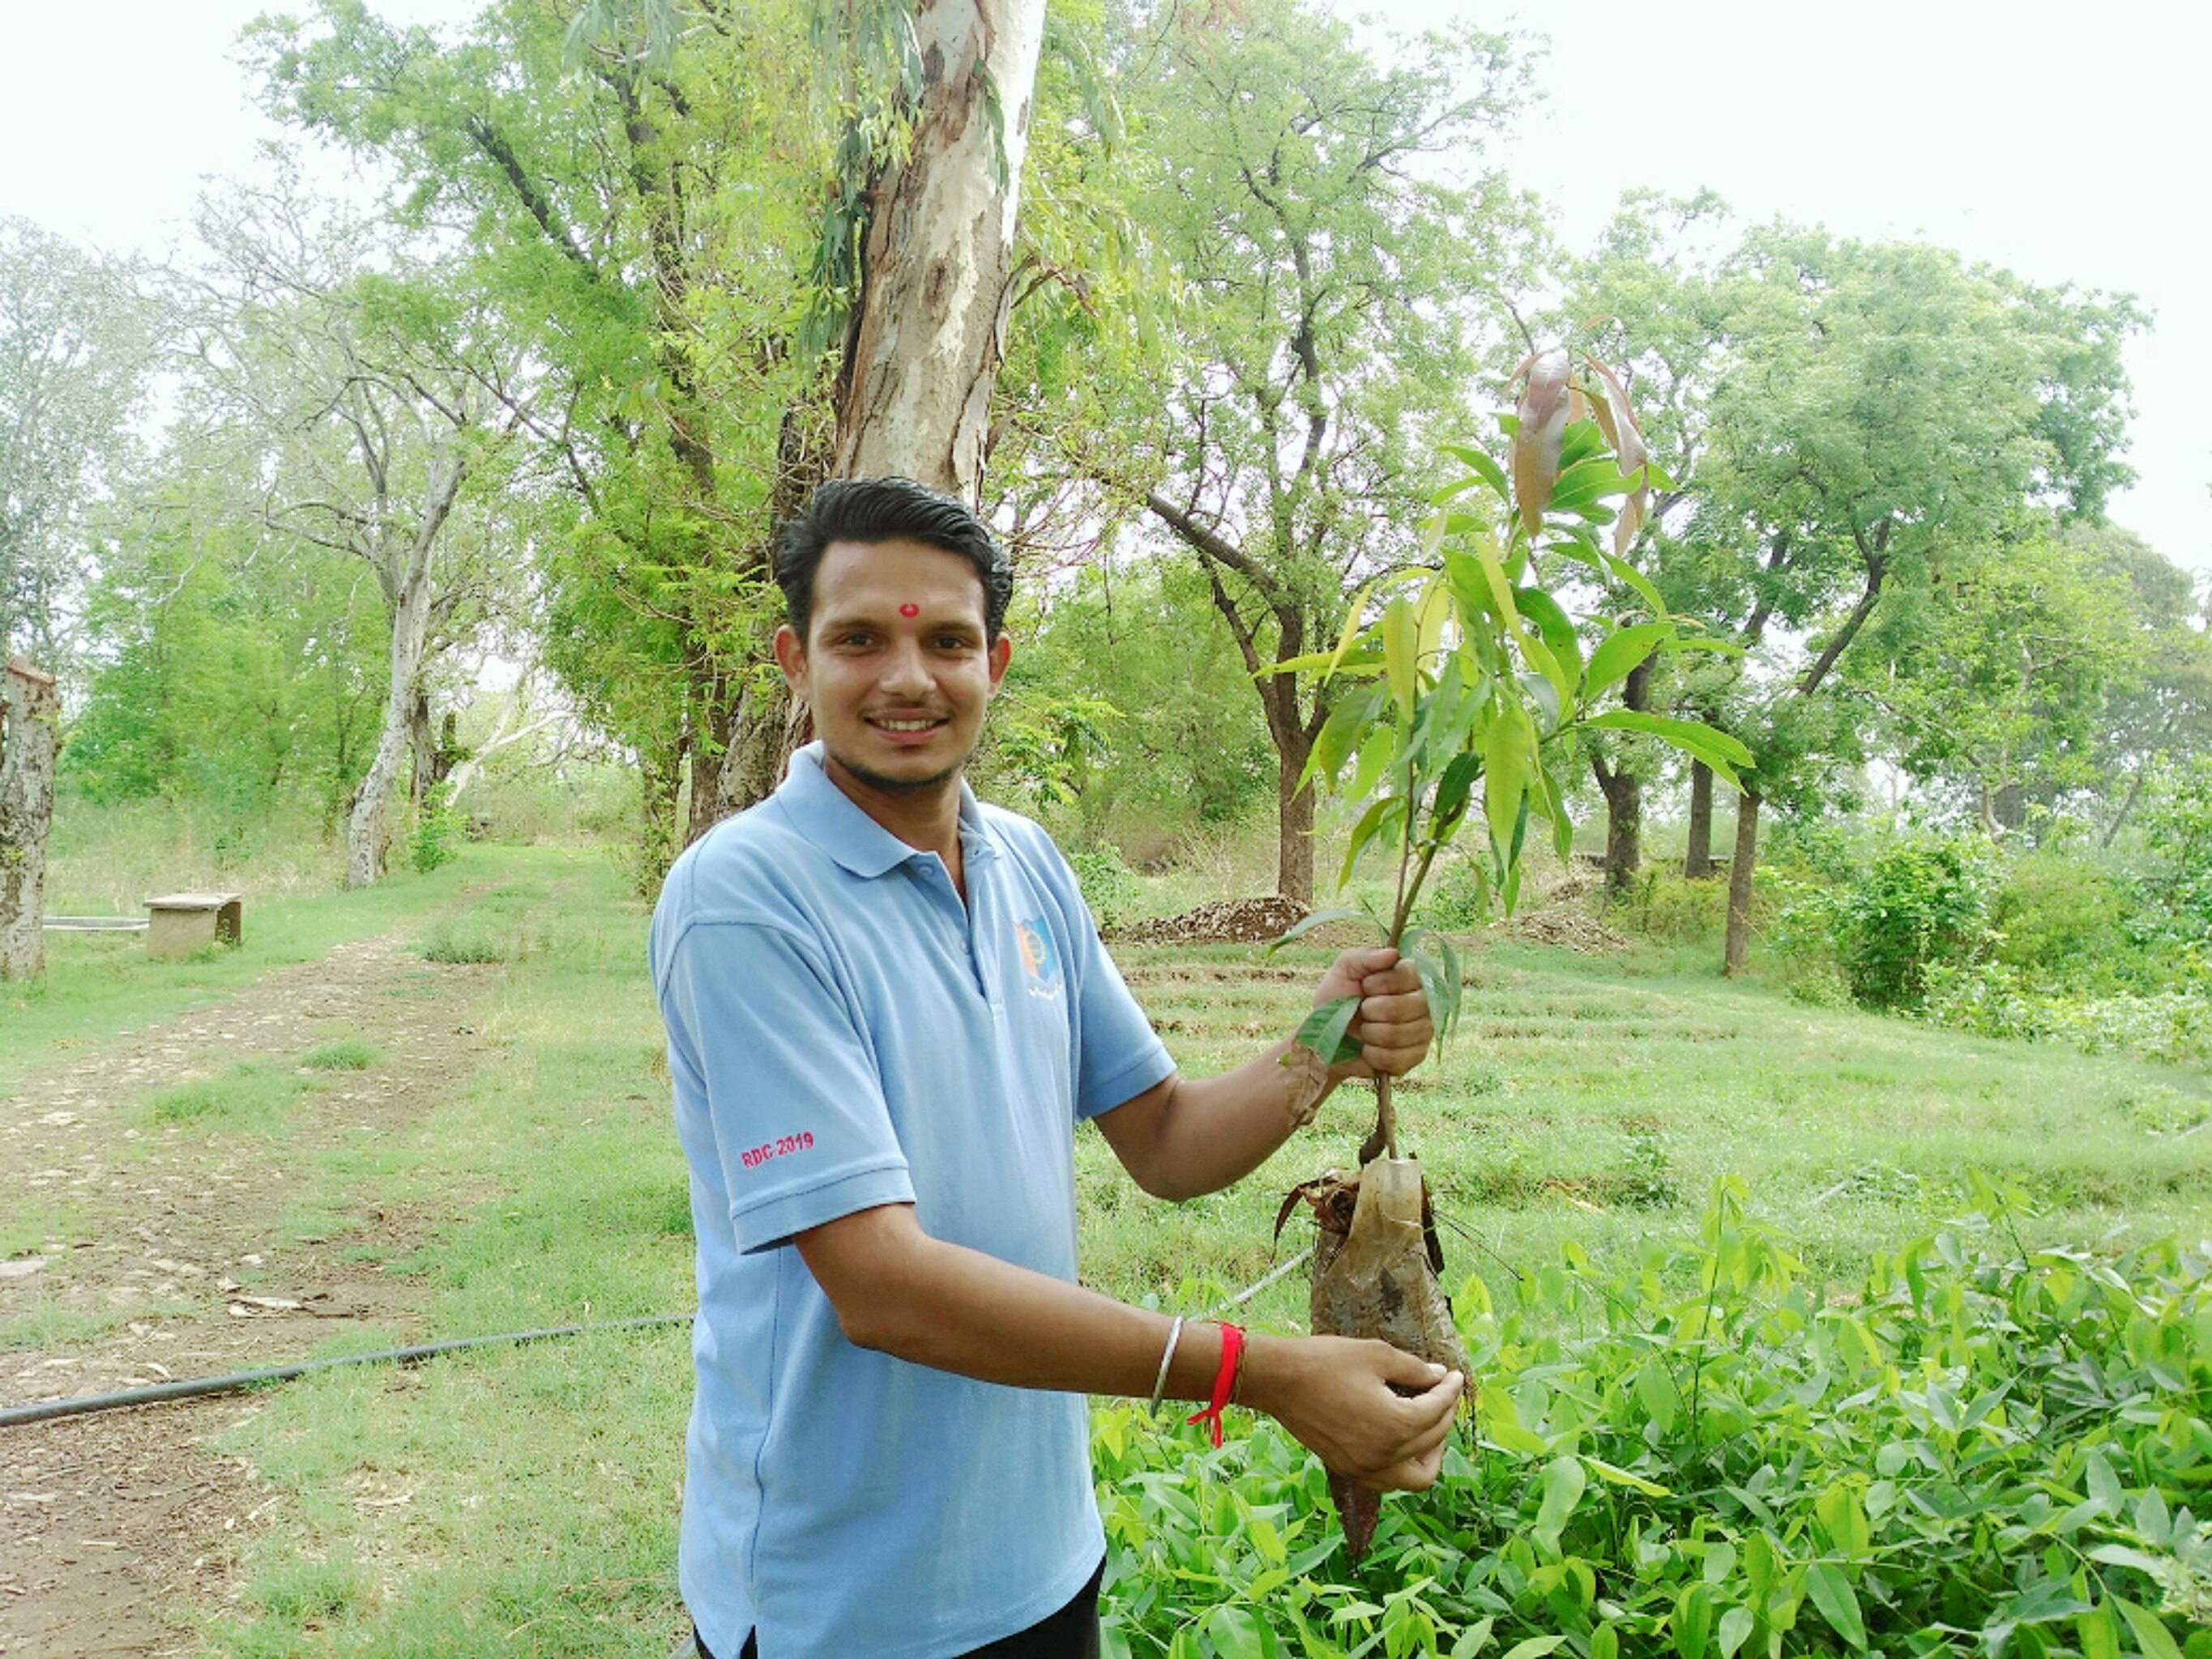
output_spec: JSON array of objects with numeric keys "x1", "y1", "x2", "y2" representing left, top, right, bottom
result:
[{"x1": 1239, "y1": 1333, "x2": 1465, "y2": 1491}]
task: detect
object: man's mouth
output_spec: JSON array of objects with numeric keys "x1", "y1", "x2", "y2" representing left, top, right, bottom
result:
[{"x1": 867, "y1": 714, "x2": 946, "y2": 733}]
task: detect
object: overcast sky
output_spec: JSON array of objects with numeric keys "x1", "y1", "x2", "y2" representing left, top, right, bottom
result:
[{"x1": 5, "y1": 0, "x2": 2203, "y2": 571}]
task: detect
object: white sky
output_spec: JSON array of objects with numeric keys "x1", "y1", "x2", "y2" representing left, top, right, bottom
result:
[{"x1": 4, "y1": 0, "x2": 2204, "y2": 571}]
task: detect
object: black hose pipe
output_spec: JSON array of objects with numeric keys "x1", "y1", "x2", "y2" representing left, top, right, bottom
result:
[{"x1": 0, "y1": 1314, "x2": 693, "y2": 1429}]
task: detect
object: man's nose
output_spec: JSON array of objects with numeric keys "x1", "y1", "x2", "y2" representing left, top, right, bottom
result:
[{"x1": 879, "y1": 638, "x2": 933, "y2": 695}]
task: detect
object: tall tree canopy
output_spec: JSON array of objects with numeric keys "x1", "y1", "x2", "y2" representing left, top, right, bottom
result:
[{"x1": 1064, "y1": 0, "x2": 1539, "y2": 902}]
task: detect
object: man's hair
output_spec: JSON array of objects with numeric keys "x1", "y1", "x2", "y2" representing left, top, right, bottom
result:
[{"x1": 775, "y1": 476, "x2": 1014, "y2": 644}]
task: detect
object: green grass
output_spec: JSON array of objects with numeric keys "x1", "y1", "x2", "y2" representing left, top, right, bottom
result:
[
  {"x1": 138, "y1": 1059, "x2": 322, "y2": 1130},
  {"x1": 301, "y1": 1037, "x2": 383, "y2": 1072},
  {"x1": 18, "y1": 842, "x2": 2193, "y2": 1653}
]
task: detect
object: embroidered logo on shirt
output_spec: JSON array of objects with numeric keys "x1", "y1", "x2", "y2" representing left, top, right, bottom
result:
[
  {"x1": 1014, "y1": 918, "x2": 1064, "y2": 999},
  {"x1": 740, "y1": 1131, "x2": 815, "y2": 1170}
]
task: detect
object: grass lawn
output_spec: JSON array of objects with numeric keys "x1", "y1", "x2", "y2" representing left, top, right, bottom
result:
[{"x1": 10, "y1": 842, "x2": 2206, "y2": 1653}]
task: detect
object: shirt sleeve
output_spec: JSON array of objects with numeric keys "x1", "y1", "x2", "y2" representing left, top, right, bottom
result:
[
  {"x1": 660, "y1": 917, "x2": 916, "y2": 1253},
  {"x1": 1061, "y1": 889, "x2": 1176, "y2": 1122}
]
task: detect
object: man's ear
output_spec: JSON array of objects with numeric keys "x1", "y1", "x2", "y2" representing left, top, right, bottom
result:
[
  {"x1": 772, "y1": 624, "x2": 808, "y2": 694},
  {"x1": 986, "y1": 631, "x2": 1013, "y2": 694}
]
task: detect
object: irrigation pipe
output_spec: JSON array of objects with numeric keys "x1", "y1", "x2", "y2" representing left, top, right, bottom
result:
[{"x1": 0, "y1": 1314, "x2": 693, "y2": 1430}]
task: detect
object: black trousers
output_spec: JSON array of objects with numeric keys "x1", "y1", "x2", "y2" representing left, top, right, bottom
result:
[{"x1": 695, "y1": 1555, "x2": 1104, "y2": 1659}]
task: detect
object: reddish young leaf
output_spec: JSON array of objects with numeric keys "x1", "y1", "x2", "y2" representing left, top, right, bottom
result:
[{"x1": 1512, "y1": 348, "x2": 1570, "y2": 534}]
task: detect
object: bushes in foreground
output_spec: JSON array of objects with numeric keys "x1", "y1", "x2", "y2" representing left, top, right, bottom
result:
[{"x1": 1097, "y1": 1179, "x2": 2210, "y2": 1659}]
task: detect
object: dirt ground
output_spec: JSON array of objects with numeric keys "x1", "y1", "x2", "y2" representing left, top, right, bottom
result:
[{"x1": 1, "y1": 936, "x2": 495, "y2": 1658}]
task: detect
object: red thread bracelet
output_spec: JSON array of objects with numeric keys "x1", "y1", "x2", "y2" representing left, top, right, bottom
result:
[{"x1": 1187, "y1": 1323, "x2": 1244, "y2": 1448}]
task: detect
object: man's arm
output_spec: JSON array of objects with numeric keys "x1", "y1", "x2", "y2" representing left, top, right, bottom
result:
[
  {"x1": 795, "y1": 1201, "x2": 1464, "y2": 1491},
  {"x1": 1092, "y1": 946, "x2": 1432, "y2": 1201}
]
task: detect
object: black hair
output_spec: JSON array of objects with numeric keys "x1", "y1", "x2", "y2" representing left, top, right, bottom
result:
[{"x1": 774, "y1": 476, "x2": 1014, "y2": 644}]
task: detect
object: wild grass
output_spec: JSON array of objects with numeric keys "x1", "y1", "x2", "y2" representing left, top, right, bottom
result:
[{"x1": 300, "y1": 1036, "x2": 382, "y2": 1071}]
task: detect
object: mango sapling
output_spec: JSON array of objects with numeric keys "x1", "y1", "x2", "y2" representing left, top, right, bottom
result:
[{"x1": 1269, "y1": 349, "x2": 1749, "y2": 1559}]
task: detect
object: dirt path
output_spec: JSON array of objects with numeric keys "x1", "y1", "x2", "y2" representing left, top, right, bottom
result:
[{"x1": 1, "y1": 936, "x2": 497, "y2": 1657}]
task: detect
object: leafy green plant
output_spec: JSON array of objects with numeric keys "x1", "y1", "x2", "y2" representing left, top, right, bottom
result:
[
  {"x1": 1838, "y1": 838, "x2": 1993, "y2": 1010},
  {"x1": 411, "y1": 803, "x2": 463, "y2": 873},
  {"x1": 1095, "y1": 1178, "x2": 2212, "y2": 1659},
  {"x1": 1277, "y1": 352, "x2": 1749, "y2": 1158},
  {"x1": 1071, "y1": 846, "x2": 1147, "y2": 933}
]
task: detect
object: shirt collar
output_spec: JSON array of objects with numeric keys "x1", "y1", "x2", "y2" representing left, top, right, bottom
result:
[{"x1": 775, "y1": 742, "x2": 997, "y2": 879}]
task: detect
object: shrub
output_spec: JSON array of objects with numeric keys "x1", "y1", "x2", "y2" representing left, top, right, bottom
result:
[
  {"x1": 1069, "y1": 847, "x2": 1145, "y2": 933},
  {"x1": 1095, "y1": 1179, "x2": 2212, "y2": 1659},
  {"x1": 1837, "y1": 837, "x2": 1993, "y2": 1009},
  {"x1": 1616, "y1": 870, "x2": 1732, "y2": 943},
  {"x1": 410, "y1": 804, "x2": 462, "y2": 873},
  {"x1": 1424, "y1": 855, "x2": 1492, "y2": 932},
  {"x1": 1988, "y1": 853, "x2": 2137, "y2": 993}
]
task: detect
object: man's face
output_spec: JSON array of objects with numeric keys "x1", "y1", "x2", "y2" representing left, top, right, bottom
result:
[{"x1": 774, "y1": 536, "x2": 1012, "y2": 797}]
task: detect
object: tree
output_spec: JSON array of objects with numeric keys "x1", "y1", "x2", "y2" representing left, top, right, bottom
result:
[
  {"x1": 827, "y1": 0, "x2": 1048, "y2": 497},
  {"x1": 0, "y1": 220, "x2": 152, "y2": 664},
  {"x1": 174, "y1": 181, "x2": 523, "y2": 886},
  {"x1": 1675, "y1": 228, "x2": 2139, "y2": 972},
  {"x1": 251, "y1": 0, "x2": 826, "y2": 855},
  {"x1": 1068, "y1": 0, "x2": 1535, "y2": 902},
  {"x1": 0, "y1": 658, "x2": 59, "y2": 979},
  {"x1": 1848, "y1": 529, "x2": 2150, "y2": 834}
]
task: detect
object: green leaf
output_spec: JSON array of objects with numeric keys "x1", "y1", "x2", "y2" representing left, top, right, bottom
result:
[
  {"x1": 1579, "y1": 709, "x2": 1753, "y2": 783},
  {"x1": 2115, "y1": 1599, "x2": 2184, "y2": 1659},
  {"x1": 1207, "y1": 1606, "x2": 1266, "y2": 1659},
  {"x1": 1673, "y1": 1584, "x2": 1714, "y2": 1659},
  {"x1": 1300, "y1": 684, "x2": 1377, "y2": 793},
  {"x1": 1266, "y1": 907, "x2": 1369, "y2": 952},
  {"x1": 1803, "y1": 1563, "x2": 1867, "y2": 1651},
  {"x1": 1450, "y1": 1618, "x2": 1497, "y2": 1659},
  {"x1": 1440, "y1": 444, "x2": 1511, "y2": 505},
  {"x1": 1591, "y1": 1626, "x2": 1619, "y2": 1659},
  {"x1": 1340, "y1": 795, "x2": 1405, "y2": 887},
  {"x1": 1382, "y1": 595, "x2": 1419, "y2": 721},
  {"x1": 1398, "y1": 928, "x2": 1463, "y2": 1043},
  {"x1": 1532, "y1": 1453, "x2": 1587, "y2": 1553},
  {"x1": 1715, "y1": 1606, "x2": 1755, "y2": 1659},
  {"x1": 1583, "y1": 623, "x2": 1672, "y2": 702},
  {"x1": 2079, "y1": 1609, "x2": 2125, "y2": 1659},
  {"x1": 1583, "y1": 1454, "x2": 1669, "y2": 1496},
  {"x1": 1501, "y1": 1638, "x2": 1566, "y2": 1659},
  {"x1": 1292, "y1": 996, "x2": 1361, "y2": 1067},
  {"x1": 1484, "y1": 706, "x2": 1530, "y2": 868}
]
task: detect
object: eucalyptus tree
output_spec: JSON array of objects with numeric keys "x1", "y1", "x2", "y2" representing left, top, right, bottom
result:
[
  {"x1": 1064, "y1": 0, "x2": 1538, "y2": 902},
  {"x1": 254, "y1": 0, "x2": 1061, "y2": 862},
  {"x1": 251, "y1": 0, "x2": 826, "y2": 851},
  {"x1": 174, "y1": 182, "x2": 526, "y2": 887}
]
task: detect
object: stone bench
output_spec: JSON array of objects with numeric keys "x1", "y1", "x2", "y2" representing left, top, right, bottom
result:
[{"x1": 145, "y1": 893, "x2": 243, "y2": 959}]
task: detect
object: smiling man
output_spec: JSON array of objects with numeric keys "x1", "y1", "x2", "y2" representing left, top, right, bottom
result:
[{"x1": 649, "y1": 476, "x2": 1462, "y2": 1659}]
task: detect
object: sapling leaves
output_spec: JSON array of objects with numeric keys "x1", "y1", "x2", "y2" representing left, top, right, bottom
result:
[{"x1": 1292, "y1": 995, "x2": 1362, "y2": 1068}]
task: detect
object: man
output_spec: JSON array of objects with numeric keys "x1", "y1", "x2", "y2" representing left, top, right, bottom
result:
[{"x1": 651, "y1": 477, "x2": 1463, "y2": 1659}]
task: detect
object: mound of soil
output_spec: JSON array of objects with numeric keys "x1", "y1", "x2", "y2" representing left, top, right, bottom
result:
[
  {"x1": 1507, "y1": 908, "x2": 1630, "y2": 955},
  {"x1": 1117, "y1": 896, "x2": 1313, "y2": 945}
]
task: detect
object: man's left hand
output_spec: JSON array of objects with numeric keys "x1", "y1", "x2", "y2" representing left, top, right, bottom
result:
[{"x1": 1313, "y1": 946, "x2": 1433, "y2": 1081}]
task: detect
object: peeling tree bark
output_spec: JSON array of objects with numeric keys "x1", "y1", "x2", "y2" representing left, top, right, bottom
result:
[
  {"x1": 0, "y1": 659, "x2": 60, "y2": 980},
  {"x1": 831, "y1": 0, "x2": 1048, "y2": 501},
  {"x1": 345, "y1": 451, "x2": 466, "y2": 889}
]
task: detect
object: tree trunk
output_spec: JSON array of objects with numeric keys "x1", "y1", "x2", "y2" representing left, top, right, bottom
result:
[
  {"x1": 707, "y1": 672, "x2": 807, "y2": 830},
  {"x1": 1277, "y1": 736, "x2": 1316, "y2": 908},
  {"x1": 1685, "y1": 761, "x2": 1715, "y2": 879},
  {"x1": 0, "y1": 659, "x2": 61, "y2": 980},
  {"x1": 1591, "y1": 756, "x2": 1641, "y2": 898},
  {"x1": 1723, "y1": 788, "x2": 1761, "y2": 977},
  {"x1": 831, "y1": 0, "x2": 1048, "y2": 501},
  {"x1": 1591, "y1": 658, "x2": 1653, "y2": 897},
  {"x1": 408, "y1": 689, "x2": 437, "y2": 807},
  {"x1": 345, "y1": 453, "x2": 464, "y2": 889}
]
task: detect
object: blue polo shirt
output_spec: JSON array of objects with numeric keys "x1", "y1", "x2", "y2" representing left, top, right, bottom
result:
[{"x1": 649, "y1": 744, "x2": 1176, "y2": 1659}]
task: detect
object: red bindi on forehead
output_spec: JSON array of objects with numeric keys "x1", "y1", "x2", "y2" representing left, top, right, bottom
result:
[{"x1": 899, "y1": 603, "x2": 920, "y2": 617}]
